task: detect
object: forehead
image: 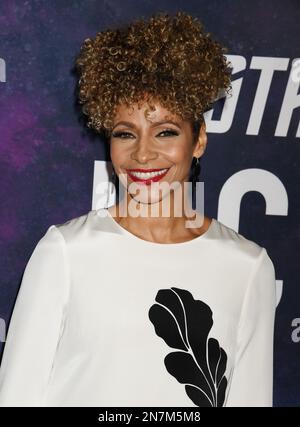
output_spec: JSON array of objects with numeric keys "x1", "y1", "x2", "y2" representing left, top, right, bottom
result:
[{"x1": 112, "y1": 98, "x2": 183, "y2": 125}]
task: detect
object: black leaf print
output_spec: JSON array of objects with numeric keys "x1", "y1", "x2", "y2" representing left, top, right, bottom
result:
[{"x1": 148, "y1": 287, "x2": 228, "y2": 407}]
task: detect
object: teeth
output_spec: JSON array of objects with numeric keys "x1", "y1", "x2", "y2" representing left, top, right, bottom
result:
[{"x1": 129, "y1": 169, "x2": 168, "y2": 179}]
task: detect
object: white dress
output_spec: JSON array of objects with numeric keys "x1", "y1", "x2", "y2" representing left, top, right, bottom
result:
[{"x1": 0, "y1": 208, "x2": 277, "y2": 407}]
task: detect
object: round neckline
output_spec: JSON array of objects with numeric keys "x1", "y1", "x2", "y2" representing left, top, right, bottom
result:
[{"x1": 102, "y1": 207, "x2": 216, "y2": 247}]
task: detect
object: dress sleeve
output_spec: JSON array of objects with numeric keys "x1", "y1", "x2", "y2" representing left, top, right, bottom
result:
[
  {"x1": 0, "y1": 225, "x2": 70, "y2": 406},
  {"x1": 226, "y1": 247, "x2": 277, "y2": 407}
]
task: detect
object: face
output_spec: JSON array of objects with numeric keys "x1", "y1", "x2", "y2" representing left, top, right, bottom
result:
[{"x1": 109, "y1": 98, "x2": 207, "y2": 207}]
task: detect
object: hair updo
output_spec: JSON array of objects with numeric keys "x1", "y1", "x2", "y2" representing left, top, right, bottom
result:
[{"x1": 74, "y1": 10, "x2": 232, "y2": 141}]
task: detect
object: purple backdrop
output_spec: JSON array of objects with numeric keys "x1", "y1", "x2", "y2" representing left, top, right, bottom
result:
[{"x1": 0, "y1": 0, "x2": 299, "y2": 406}]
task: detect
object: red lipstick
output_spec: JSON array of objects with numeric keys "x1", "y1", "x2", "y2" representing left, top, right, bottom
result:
[
  {"x1": 127, "y1": 168, "x2": 166, "y2": 172},
  {"x1": 125, "y1": 168, "x2": 170, "y2": 186}
]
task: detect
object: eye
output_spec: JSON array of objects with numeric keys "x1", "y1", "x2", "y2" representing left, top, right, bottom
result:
[
  {"x1": 158, "y1": 129, "x2": 179, "y2": 137},
  {"x1": 111, "y1": 129, "x2": 179, "y2": 139},
  {"x1": 111, "y1": 131, "x2": 134, "y2": 139}
]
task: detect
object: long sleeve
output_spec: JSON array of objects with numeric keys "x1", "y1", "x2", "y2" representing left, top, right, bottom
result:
[
  {"x1": 0, "y1": 225, "x2": 70, "y2": 406},
  {"x1": 226, "y1": 247, "x2": 277, "y2": 407}
]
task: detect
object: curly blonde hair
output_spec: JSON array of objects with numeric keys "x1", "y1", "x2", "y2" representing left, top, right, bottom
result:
[{"x1": 74, "y1": 10, "x2": 232, "y2": 140}]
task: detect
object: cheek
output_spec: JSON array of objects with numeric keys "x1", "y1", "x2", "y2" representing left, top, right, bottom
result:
[
  {"x1": 110, "y1": 144, "x2": 128, "y2": 166},
  {"x1": 164, "y1": 144, "x2": 192, "y2": 169}
]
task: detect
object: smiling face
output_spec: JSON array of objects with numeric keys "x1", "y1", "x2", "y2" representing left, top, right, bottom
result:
[{"x1": 109, "y1": 97, "x2": 207, "y2": 208}]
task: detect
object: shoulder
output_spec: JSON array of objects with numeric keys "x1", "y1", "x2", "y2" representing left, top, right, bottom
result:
[
  {"x1": 31, "y1": 211, "x2": 97, "y2": 252},
  {"x1": 45, "y1": 208, "x2": 114, "y2": 245},
  {"x1": 212, "y1": 218, "x2": 274, "y2": 271},
  {"x1": 47, "y1": 209, "x2": 96, "y2": 242},
  {"x1": 213, "y1": 218, "x2": 276, "y2": 311}
]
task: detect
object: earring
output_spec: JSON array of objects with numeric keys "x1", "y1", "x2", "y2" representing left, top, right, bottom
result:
[
  {"x1": 111, "y1": 167, "x2": 117, "y2": 194},
  {"x1": 191, "y1": 156, "x2": 201, "y2": 210}
]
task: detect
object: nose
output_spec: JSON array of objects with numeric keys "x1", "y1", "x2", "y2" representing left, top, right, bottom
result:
[{"x1": 130, "y1": 135, "x2": 158, "y2": 165}]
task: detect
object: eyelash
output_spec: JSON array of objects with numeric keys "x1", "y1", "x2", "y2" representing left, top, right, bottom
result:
[{"x1": 111, "y1": 129, "x2": 179, "y2": 139}]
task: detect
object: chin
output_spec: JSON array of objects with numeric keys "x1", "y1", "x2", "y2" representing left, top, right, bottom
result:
[
  {"x1": 130, "y1": 194, "x2": 161, "y2": 205},
  {"x1": 130, "y1": 188, "x2": 172, "y2": 208}
]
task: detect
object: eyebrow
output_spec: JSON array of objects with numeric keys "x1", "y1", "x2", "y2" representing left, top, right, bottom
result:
[{"x1": 112, "y1": 120, "x2": 182, "y2": 130}]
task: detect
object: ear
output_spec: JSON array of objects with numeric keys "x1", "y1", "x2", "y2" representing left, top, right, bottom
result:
[{"x1": 193, "y1": 121, "x2": 207, "y2": 158}]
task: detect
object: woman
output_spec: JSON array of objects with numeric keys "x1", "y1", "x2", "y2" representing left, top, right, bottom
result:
[{"x1": 0, "y1": 11, "x2": 276, "y2": 407}]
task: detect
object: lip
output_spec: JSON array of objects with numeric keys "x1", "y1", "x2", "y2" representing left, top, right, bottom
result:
[
  {"x1": 126, "y1": 168, "x2": 167, "y2": 172},
  {"x1": 125, "y1": 168, "x2": 170, "y2": 185}
]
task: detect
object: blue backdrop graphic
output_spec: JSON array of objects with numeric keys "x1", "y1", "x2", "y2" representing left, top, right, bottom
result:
[{"x1": 0, "y1": 0, "x2": 299, "y2": 406}]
